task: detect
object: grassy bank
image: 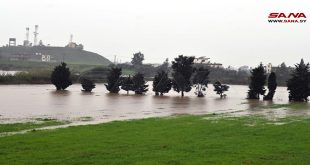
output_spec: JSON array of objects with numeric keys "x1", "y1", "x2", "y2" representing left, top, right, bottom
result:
[{"x1": 0, "y1": 115, "x2": 310, "y2": 164}]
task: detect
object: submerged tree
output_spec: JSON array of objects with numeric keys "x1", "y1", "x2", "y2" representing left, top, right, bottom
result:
[
  {"x1": 192, "y1": 67, "x2": 210, "y2": 97},
  {"x1": 172, "y1": 55, "x2": 195, "y2": 97},
  {"x1": 287, "y1": 59, "x2": 310, "y2": 102},
  {"x1": 121, "y1": 75, "x2": 134, "y2": 95},
  {"x1": 51, "y1": 62, "x2": 72, "y2": 90},
  {"x1": 153, "y1": 71, "x2": 172, "y2": 96},
  {"x1": 213, "y1": 81, "x2": 230, "y2": 98},
  {"x1": 105, "y1": 67, "x2": 122, "y2": 93},
  {"x1": 81, "y1": 78, "x2": 95, "y2": 92},
  {"x1": 247, "y1": 64, "x2": 267, "y2": 99},
  {"x1": 263, "y1": 72, "x2": 277, "y2": 100},
  {"x1": 132, "y1": 73, "x2": 149, "y2": 94}
]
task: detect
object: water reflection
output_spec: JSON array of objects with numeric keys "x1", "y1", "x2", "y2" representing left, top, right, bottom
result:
[
  {"x1": 0, "y1": 83, "x2": 308, "y2": 124},
  {"x1": 80, "y1": 91, "x2": 95, "y2": 96},
  {"x1": 50, "y1": 90, "x2": 71, "y2": 96}
]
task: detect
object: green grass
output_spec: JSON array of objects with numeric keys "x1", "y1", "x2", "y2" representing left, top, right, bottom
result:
[
  {"x1": 0, "y1": 115, "x2": 310, "y2": 164},
  {"x1": 0, "y1": 119, "x2": 69, "y2": 134}
]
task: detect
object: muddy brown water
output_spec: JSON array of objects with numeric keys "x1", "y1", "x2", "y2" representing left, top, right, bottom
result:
[{"x1": 0, "y1": 83, "x2": 309, "y2": 124}]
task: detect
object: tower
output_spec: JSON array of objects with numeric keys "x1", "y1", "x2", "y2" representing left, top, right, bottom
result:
[
  {"x1": 26, "y1": 27, "x2": 29, "y2": 42},
  {"x1": 70, "y1": 34, "x2": 73, "y2": 43},
  {"x1": 23, "y1": 27, "x2": 30, "y2": 46},
  {"x1": 33, "y1": 25, "x2": 39, "y2": 46},
  {"x1": 67, "y1": 34, "x2": 73, "y2": 47}
]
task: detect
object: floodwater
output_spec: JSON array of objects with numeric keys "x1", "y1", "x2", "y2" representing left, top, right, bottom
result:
[{"x1": 0, "y1": 83, "x2": 309, "y2": 124}]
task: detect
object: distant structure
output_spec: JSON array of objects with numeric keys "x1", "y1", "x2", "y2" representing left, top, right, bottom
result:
[
  {"x1": 238, "y1": 65, "x2": 250, "y2": 72},
  {"x1": 5, "y1": 25, "x2": 86, "y2": 50},
  {"x1": 8, "y1": 38, "x2": 16, "y2": 46},
  {"x1": 265, "y1": 63, "x2": 272, "y2": 74},
  {"x1": 66, "y1": 34, "x2": 84, "y2": 50},
  {"x1": 38, "y1": 40, "x2": 44, "y2": 46},
  {"x1": 0, "y1": 25, "x2": 113, "y2": 65},
  {"x1": 23, "y1": 27, "x2": 30, "y2": 47},
  {"x1": 70, "y1": 34, "x2": 73, "y2": 45},
  {"x1": 33, "y1": 25, "x2": 39, "y2": 46},
  {"x1": 144, "y1": 63, "x2": 161, "y2": 67},
  {"x1": 194, "y1": 56, "x2": 222, "y2": 68}
]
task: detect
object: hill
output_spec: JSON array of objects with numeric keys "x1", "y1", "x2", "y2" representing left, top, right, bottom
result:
[{"x1": 0, "y1": 46, "x2": 111, "y2": 66}]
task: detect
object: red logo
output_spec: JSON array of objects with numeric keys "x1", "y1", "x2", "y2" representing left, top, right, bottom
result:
[{"x1": 268, "y1": 13, "x2": 307, "y2": 18}]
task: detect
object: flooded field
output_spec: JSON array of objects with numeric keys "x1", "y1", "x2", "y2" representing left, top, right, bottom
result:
[{"x1": 0, "y1": 83, "x2": 309, "y2": 124}]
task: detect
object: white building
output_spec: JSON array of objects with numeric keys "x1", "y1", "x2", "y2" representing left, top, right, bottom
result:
[{"x1": 265, "y1": 63, "x2": 272, "y2": 74}]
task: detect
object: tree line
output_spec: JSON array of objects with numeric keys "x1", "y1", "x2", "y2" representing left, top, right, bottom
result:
[
  {"x1": 246, "y1": 59, "x2": 310, "y2": 102},
  {"x1": 51, "y1": 55, "x2": 229, "y2": 98},
  {"x1": 115, "y1": 52, "x2": 293, "y2": 86},
  {"x1": 51, "y1": 57, "x2": 310, "y2": 102}
]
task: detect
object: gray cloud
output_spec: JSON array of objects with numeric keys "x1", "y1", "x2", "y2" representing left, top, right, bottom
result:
[{"x1": 0, "y1": 0, "x2": 309, "y2": 67}]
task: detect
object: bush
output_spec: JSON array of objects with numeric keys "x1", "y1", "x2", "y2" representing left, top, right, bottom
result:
[
  {"x1": 152, "y1": 71, "x2": 172, "y2": 96},
  {"x1": 121, "y1": 75, "x2": 134, "y2": 94},
  {"x1": 172, "y1": 55, "x2": 195, "y2": 97},
  {"x1": 105, "y1": 67, "x2": 122, "y2": 93},
  {"x1": 51, "y1": 62, "x2": 72, "y2": 90},
  {"x1": 132, "y1": 73, "x2": 148, "y2": 94},
  {"x1": 81, "y1": 78, "x2": 96, "y2": 92},
  {"x1": 192, "y1": 67, "x2": 210, "y2": 97},
  {"x1": 287, "y1": 59, "x2": 310, "y2": 102},
  {"x1": 213, "y1": 81, "x2": 229, "y2": 98},
  {"x1": 247, "y1": 64, "x2": 266, "y2": 99},
  {"x1": 263, "y1": 72, "x2": 277, "y2": 100}
]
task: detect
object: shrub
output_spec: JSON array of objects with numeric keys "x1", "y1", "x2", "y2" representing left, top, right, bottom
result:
[{"x1": 51, "y1": 62, "x2": 72, "y2": 90}]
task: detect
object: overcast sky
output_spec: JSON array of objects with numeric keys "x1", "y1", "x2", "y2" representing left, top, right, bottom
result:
[{"x1": 0, "y1": 0, "x2": 309, "y2": 67}]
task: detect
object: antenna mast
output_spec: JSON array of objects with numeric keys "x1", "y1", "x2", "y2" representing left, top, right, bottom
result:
[
  {"x1": 33, "y1": 25, "x2": 39, "y2": 46},
  {"x1": 26, "y1": 27, "x2": 29, "y2": 43}
]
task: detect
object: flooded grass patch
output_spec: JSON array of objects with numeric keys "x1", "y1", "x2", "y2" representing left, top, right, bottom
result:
[
  {"x1": 0, "y1": 115, "x2": 310, "y2": 164},
  {"x1": 268, "y1": 103, "x2": 310, "y2": 110},
  {"x1": 0, "y1": 119, "x2": 69, "y2": 133},
  {"x1": 78, "y1": 116, "x2": 94, "y2": 122}
]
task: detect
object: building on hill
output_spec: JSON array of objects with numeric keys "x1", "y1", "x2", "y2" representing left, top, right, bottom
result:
[
  {"x1": 0, "y1": 27, "x2": 111, "y2": 66},
  {"x1": 66, "y1": 42, "x2": 84, "y2": 50},
  {"x1": 194, "y1": 56, "x2": 222, "y2": 68},
  {"x1": 65, "y1": 34, "x2": 84, "y2": 50}
]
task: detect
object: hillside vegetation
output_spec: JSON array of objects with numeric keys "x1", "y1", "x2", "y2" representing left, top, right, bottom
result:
[{"x1": 0, "y1": 46, "x2": 111, "y2": 68}]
